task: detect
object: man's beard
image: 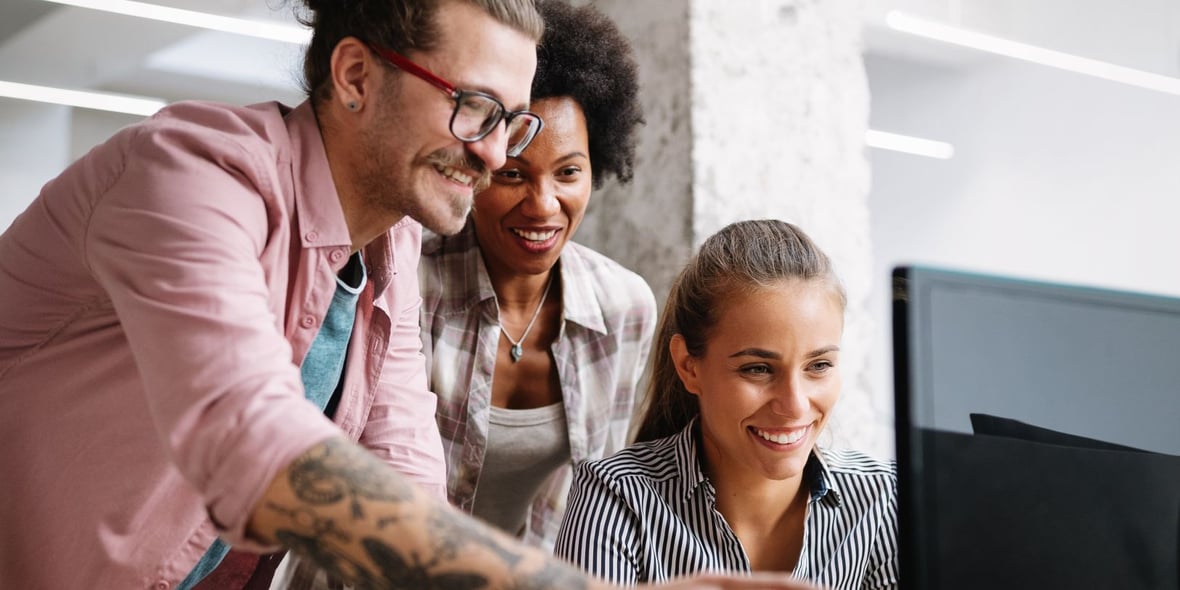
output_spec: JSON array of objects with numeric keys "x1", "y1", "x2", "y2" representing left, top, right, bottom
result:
[
  {"x1": 426, "y1": 148, "x2": 492, "y2": 193},
  {"x1": 354, "y1": 110, "x2": 491, "y2": 235}
]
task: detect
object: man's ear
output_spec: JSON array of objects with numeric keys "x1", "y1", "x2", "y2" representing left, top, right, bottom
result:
[
  {"x1": 329, "y1": 36, "x2": 375, "y2": 113},
  {"x1": 670, "y1": 334, "x2": 702, "y2": 396}
]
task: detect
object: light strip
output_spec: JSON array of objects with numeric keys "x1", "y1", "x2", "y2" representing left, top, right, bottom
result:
[
  {"x1": 865, "y1": 129, "x2": 955, "y2": 159},
  {"x1": 1, "y1": 84, "x2": 956, "y2": 159},
  {"x1": 3, "y1": 80, "x2": 957, "y2": 159},
  {"x1": 886, "y1": 11, "x2": 1180, "y2": 97},
  {"x1": 42, "y1": 0, "x2": 310, "y2": 44},
  {"x1": 0, "y1": 80, "x2": 165, "y2": 116}
]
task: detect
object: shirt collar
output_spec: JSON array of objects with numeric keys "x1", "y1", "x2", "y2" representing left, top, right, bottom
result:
[
  {"x1": 672, "y1": 418, "x2": 843, "y2": 506},
  {"x1": 807, "y1": 447, "x2": 842, "y2": 506},
  {"x1": 361, "y1": 226, "x2": 405, "y2": 299},
  {"x1": 285, "y1": 100, "x2": 401, "y2": 297},
  {"x1": 672, "y1": 419, "x2": 709, "y2": 501},
  {"x1": 285, "y1": 101, "x2": 351, "y2": 251},
  {"x1": 551, "y1": 241, "x2": 608, "y2": 335}
]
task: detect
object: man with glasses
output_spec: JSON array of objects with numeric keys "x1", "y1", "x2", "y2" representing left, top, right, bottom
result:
[{"x1": 0, "y1": 0, "x2": 817, "y2": 589}]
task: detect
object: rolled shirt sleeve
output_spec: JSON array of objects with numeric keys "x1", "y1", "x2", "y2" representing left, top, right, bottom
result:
[{"x1": 84, "y1": 119, "x2": 342, "y2": 547}]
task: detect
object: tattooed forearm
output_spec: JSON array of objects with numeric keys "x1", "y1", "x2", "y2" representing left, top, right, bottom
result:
[
  {"x1": 413, "y1": 504, "x2": 588, "y2": 590},
  {"x1": 503, "y1": 560, "x2": 590, "y2": 590},
  {"x1": 287, "y1": 437, "x2": 415, "y2": 514},
  {"x1": 266, "y1": 502, "x2": 352, "y2": 544},
  {"x1": 362, "y1": 536, "x2": 490, "y2": 590},
  {"x1": 275, "y1": 529, "x2": 382, "y2": 589},
  {"x1": 423, "y1": 504, "x2": 523, "y2": 567},
  {"x1": 251, "y1": 436, "x2": 598, "y2": 590}
]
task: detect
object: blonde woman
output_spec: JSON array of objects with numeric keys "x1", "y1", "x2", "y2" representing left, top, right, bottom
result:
[{"x1": 556, "y1": 220, "x2": 899, "y2": 589}]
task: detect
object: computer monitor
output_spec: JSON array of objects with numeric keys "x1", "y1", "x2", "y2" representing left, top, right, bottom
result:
[{"x1": 892, "y1": 265, "x2": 1180, "y2": 590}]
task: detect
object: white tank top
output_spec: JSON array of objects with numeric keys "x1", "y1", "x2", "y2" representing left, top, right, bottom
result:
[{"x1": 471, "y1": 402, "x2": 571, "y2": 536}]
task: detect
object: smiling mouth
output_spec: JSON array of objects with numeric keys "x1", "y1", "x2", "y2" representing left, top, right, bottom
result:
[
  {"x1": 433, "y1": 163, "x2": 474, "y2": 187},
  {"x1": 750, "y1": 426, "x2": 808, "y2": 445},
  {"x1": 511, "y1": 228, "x2": 559, "y2": 242}
]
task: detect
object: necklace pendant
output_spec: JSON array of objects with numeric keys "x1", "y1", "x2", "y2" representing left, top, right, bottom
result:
[{"x1": 510, "y1": 343, "x2": 524, "y2": 363}]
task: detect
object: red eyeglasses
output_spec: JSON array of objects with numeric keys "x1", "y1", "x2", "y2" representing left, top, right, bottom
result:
[{"x1": 366, "y1": 42, "x2": 543, "y2": 157}]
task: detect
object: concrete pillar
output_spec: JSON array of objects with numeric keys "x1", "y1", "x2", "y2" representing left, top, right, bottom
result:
[{"x1": 577, "y1": 0, "x2": 891, "y2": 457}]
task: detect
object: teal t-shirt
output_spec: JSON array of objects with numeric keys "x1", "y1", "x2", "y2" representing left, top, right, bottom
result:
[{"x1": 177, "y1": 252, "x2": 365, "y2": 589}]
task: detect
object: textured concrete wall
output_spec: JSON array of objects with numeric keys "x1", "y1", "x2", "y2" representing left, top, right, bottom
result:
[
  {"x1": 579, "y1": 0, "x2": 891, "y2": 458},
  {"x1": 575, "y1": 0, "x2": 697, "y2": 304}
]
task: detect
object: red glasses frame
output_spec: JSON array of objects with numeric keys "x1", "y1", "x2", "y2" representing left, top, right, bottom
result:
[{"x1": 364, "y1": 42, "x2": 543, "y2": 157}]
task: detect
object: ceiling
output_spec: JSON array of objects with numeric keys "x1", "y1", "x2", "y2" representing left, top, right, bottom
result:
[
  {"x1": 0, "y1": 0, "x2": 307, "y2": 108},
  {"x1": 863, "y1": 0, "x2": 1180, "y2": 77},
  {"x1": 2, "y1": 1, "x2": 1177, "y2": 116}
]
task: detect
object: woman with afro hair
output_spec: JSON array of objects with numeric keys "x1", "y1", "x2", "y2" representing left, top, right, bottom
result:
[{"x1": 419, "y1": 0, "x2": 656, "y2": 549}]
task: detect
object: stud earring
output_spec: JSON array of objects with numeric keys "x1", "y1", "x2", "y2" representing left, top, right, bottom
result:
[{"x1": 346, "y1": 101, "x2": 358, "y2": 111}]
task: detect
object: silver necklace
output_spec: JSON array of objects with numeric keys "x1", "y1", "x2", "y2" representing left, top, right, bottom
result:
[{"x1": 499, "y1": 274, "x2": 553, "y2": 363}]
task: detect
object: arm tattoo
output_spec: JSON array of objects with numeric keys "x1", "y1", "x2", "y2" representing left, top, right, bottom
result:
[
  {"x1": 287, "y1": 437, "x2": 414, "y2": 517},
  {"x1": 266, "y1": 502, "x2": 352, "y2": 544},
  {"x1": 268, "y1": 437, "x2": 590, "y2": 590},
  {"x1": 423, "y1": 505, "x2": 523, "y2": 568},
  {"x1": 275, "y1": 529, "x2": 381, "y2": 589},
  {"x1": 502, "y1": 560, "x2": 590, "y2": 590},
  {"x1": 362, "y1": 536, "x2": 489, "y2": 590},
  {"x1": 416, "y1": 506, "x2": 587, "y2": 590}
]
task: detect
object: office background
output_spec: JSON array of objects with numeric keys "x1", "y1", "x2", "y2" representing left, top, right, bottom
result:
[{"x1": 2, "y1": 0, "x2": 1178, "y2": 459}]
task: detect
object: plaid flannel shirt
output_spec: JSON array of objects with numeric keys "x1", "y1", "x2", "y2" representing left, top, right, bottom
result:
[{"x1": 419, "y1": 221, "x2": 657, "y2": 549}]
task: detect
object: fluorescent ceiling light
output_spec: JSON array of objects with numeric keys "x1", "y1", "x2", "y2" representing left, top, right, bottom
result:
[
  {"x1": 865, "y1": 129, "x2": 955, "y2": 159},
  {"x1": 0, "y1": 80, "x2": 165, "y2": 116},
  {"x1": 1, "y1": 81, "x2": 955, "y2": 159},
  {"x1": 886, "y1": 11, "x2": 1180, "y2": 97},
  {"x1": 42, "y1": 0, "x2": 310, "y2": 44},
  {"x1": 2, "y1": 79, "x2": 956, "y2": 160}
]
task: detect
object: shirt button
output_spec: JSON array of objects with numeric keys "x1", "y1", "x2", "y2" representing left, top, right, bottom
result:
[
  {"x1": 330, "y1": 249, "x2": 345, "y2": 262},
  {"x1": 154, "y1": 582, "x2": 170, "y2": 590},
  {"x1": 300, "y1": 315, "x2": 316, "y2": 328},
  {"x1": 305, "y1": 230, "x2": 319, "y2": 242}
]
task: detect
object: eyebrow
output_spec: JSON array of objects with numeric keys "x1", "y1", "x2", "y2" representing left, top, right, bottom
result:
[
  {"x1": 728, "y1": 345, "x2": 840, "y2": 360},
  {"x1": 807, "y1": 345, "x2": 841, "y2": 358},
  {"x1": 491, "y1": 89, "x2": 530, "y2": 112},
  {"x1": 729, "y1": 348, "x2": 780, "y2": 360},
  {"x1": 508, "y1": 151, "x2": 590, "y2": 166},
  {"x1": 459, "y1": 82, "x2": 529, "y2": 113}
]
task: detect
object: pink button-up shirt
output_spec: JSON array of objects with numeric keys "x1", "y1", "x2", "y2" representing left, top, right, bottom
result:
[{"x1": 0, "y1": 100, "x2": 445, "y2": 589}]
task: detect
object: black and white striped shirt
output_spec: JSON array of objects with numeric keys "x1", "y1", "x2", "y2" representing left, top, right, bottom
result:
[{"x1": 553, "y1": 421, "x2": 899, "y2": 589}]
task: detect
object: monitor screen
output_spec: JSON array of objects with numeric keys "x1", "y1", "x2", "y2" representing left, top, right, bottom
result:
[{"x1": 892, "y1": 265, "x2": 1180, "y2": 590}]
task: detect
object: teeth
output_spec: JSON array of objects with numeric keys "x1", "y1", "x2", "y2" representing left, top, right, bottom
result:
[
  {"x1": 753, "y1": 427, "x2": 806, "y2": 445},
  {"x1": 435, "y1": 164, "x2": 473, "y2": 186},
  {"x1": 512, "y1": 228, "x2": 558, "y2": 242}
]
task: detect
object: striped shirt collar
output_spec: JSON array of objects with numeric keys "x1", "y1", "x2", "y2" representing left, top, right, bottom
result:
[
  {"x1": 671, "y1": 418, "x2": 843, "y2": 507},
  {"x1": 430, "y1": 220, "x2": 609, "y2": 335}
]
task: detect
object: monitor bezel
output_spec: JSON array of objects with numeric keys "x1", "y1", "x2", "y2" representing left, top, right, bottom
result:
[{"x1": 891, "y1": 264, "x2": 1180, "y2": 588}]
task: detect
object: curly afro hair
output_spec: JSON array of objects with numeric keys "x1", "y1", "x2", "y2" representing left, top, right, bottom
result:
[{"x1": 533, "y1": 0, "x2": 644, "y2": 189}]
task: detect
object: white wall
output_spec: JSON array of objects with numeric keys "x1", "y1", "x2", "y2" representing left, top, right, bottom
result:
[
  {"x1": 0, "y1": 100, "x2": 71, "y2": 229},
  {"x1": 866, "y1": 52, "x2": 1180, "y2": 409},
  {"x1": 0, "y1": 101, "x2": 139, "y2": 230},
  {"x1": 582, "y1": 0, "x2": 889, "y2": 458},
  {"x1": 69, "y1": 109, "x2": 143, "y2": 161}
]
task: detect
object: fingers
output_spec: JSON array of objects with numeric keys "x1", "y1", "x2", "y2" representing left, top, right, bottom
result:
[{"x1": 648, "y1": 572, "x2": 825, "y2": 590}]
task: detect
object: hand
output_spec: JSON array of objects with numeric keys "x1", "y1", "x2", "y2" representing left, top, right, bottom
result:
[{"x1": 611, "y1": 572, "x2": 823, "y2": 590}]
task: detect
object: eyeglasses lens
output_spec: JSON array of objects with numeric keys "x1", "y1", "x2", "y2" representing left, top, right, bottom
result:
[
  {"x1": 505, "y1": 115, "x2": 539, "y2": 156},
  {"x1": 450, "y1": 94, "x2": 496, "y2": 138}
]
